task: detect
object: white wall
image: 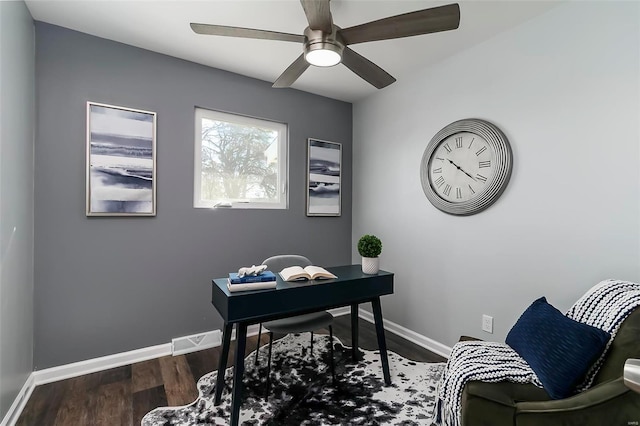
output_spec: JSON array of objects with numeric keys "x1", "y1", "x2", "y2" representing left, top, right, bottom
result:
[
  {"x1": 0, "y1": 0, "x2": 35, "y2": 420},
  {"x1": 352, "y1": 1, "x2": 640, "y2": 348}
]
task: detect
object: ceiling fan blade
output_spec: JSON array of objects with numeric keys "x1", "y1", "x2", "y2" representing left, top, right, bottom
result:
[
  {"x1": 273, "y1": 54, "x2": 310, "y2": 88},
  {"x1": 190, "y1": 23, "x2": 304, "y2": 43},
  {"x1": 341, "y1": 47, "x2": 396, "y2": 89},
  {"x1": 339, "y1": 3, "x2": 460, "y2": 45},
  {"x1": 300, "y1": 0, "x2": 333, "y2": 33}
]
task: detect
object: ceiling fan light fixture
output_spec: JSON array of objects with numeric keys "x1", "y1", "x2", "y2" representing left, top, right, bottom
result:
[{"x1": 304, "y1": 40, "x2": 343, "y2": 67}]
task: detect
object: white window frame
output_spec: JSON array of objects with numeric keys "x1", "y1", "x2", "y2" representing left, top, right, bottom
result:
[{"x1": 194, "y1": 107, "x2": 288, "y2": 209}]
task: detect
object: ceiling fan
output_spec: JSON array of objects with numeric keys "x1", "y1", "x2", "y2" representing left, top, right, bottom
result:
[{"x1": 190, "y1": 0, "x2": 460, "y2": 90}]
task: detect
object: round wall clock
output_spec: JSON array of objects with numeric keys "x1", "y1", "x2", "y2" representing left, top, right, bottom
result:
[{"x1": 420, "y1": 119, "x2": 512, "y2": 216}]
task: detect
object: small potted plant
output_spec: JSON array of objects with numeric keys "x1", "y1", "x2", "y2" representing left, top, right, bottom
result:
[{"x1": 358, "y1": 234, "x2": 382, "y2": 274}]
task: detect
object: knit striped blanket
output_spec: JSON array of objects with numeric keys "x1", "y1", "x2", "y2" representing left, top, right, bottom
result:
[{"x1": 433, "y1": 279, "x2": 640, "y2": 426}]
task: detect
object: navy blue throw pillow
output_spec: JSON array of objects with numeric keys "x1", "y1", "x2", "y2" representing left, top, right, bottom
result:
[{"x1": 506, "y1": 297, "x2": 610, "y2": 399}]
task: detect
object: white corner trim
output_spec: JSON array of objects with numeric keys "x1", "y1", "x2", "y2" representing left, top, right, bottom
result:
[
  {"x1": 357, "y1": 308, "x2": 452, "y2": 358},
  {"x1": 32, "y1": 343, "x2": 172, "y2": 386},
  {"x1": 1, "y1": 373, "x2": 35, "y2": 426}
]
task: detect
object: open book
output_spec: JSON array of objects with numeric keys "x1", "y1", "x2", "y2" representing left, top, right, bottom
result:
[{"x1": 279, "y1": 265, "x2": 337, "y2": 282}]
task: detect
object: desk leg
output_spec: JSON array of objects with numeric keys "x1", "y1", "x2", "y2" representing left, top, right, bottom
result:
[
  {"x1": 214, "y1": 322, "x2": 233, "y2": 404},
  {"x1": 371, "y1": 297, "x2": 391, "y2": 385},
  {"x1": 351, "y1": 303, "x2": 359, "y2": 361},
  {"x1": 230, "y1": 322, "x2": 248, "y2": 426}
]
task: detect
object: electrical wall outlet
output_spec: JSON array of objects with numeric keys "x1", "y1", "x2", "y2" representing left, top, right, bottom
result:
[{"x1": 482, "y1": 314, "x2": 494, "y2": 333}]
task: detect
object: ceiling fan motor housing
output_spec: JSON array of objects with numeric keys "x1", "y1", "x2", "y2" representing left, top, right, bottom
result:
[{"x1": 303, "y1": 26, "x2": 344, "y2": 67}]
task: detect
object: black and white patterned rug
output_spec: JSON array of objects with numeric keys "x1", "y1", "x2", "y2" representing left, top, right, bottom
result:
[{"x1": 142, "y1": 333, "x2": 445, "y2": 425}]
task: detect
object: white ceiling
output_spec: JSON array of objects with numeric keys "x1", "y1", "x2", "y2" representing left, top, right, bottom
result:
[{"x1": 25, "y1": 0, "x2": 561, "y2": 103}]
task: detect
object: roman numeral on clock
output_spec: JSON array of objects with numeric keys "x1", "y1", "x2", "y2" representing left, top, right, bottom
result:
[
  {"x1": 455, "y1": 137, "x2": 463, "y2": 149},
  {"x1": 434, "y1": 176, "x2": 445, "y2": 188},
  {"x1": 479, "y1": 161, "x2": 491, "y2": 168},
  {"x1": 443, "y1": 184, "x2": 452, "y2": 196},
  {"x1": 468, "y1": 137, "x2": 475, "y2": 149},
  {"x1": 456, "y1": 187, "x2": 462, "y2": 199},
  {"x1": 433, "y1": 167, "x2": 442, "y2": 174},
  {"x1": 476, "y1": 174, "x2": 488, "y2": 183},
  {"x1": 468, "y1": 184, "x2": 475, "y2": 195},
  {"x1": 443, "y1": 143, "x2": 452, "y2": 153},
  {"x1": 475, "y1": 146, "x2": 487, "y2": 156}
]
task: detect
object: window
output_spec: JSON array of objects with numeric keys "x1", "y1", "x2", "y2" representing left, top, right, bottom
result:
[{"x1": 194, "y1": 108, "x2": 288, "y2": 209}]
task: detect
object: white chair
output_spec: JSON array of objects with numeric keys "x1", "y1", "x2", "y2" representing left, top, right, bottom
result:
[{"x1": 255, "y1": 254, "x2": 335, "y2": 396}]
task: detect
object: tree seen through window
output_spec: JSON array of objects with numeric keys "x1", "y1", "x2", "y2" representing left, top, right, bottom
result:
[{"x1": 200, "y1": 118, "x2": 278, "y2": 202}]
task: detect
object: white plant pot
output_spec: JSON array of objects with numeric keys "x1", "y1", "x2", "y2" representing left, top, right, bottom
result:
[{"x1": 362, "y1": 257, "x2": 380, "y2": 275}]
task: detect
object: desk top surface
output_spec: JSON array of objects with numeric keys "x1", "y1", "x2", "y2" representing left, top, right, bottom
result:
[
  {"x1": 213, "y1": 264, "x2": 392, "y2": 296},
  {"x1": 211, "y1": 264, "x2": 394, "y2": 323}
]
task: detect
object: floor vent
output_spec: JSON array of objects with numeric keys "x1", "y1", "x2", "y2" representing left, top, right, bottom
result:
[{"x1": 172, "y1": 330, "x2": 222, "y2": 356}]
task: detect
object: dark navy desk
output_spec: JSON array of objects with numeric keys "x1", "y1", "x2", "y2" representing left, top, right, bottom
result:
[{"x1": 210, "y1": 265, "x2": 394, "y2": 426}]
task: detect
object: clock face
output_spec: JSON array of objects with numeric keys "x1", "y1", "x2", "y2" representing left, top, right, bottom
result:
[
  {"x1": 428, "y1": 132, "x2": 494, "y2": 203},
  {"x1": 420, "y1": 119, "x2": 512, "y2": 216}
]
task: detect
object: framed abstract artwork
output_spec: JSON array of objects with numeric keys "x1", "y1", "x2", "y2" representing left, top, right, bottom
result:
[
  {"x1": 306, "y1": 138, "x2": 341, "y2": 217},
  {"x1": 86, "y1": 102, "x2": 157, "y2": 216}
]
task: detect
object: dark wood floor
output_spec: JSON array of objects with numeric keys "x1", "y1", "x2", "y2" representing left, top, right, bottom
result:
[{"x1": 17, "y1": 315, "x2": 446, "y2": 426}]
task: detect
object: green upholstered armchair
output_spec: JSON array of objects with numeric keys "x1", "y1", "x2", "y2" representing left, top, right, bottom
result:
[{"x1": 461, "y1": 307, "x2": 640, "y2": 426}]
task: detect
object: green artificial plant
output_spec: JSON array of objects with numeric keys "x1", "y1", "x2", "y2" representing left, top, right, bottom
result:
[{"x1": 357, "y1": 234, "x2": 382, "y2": 258}]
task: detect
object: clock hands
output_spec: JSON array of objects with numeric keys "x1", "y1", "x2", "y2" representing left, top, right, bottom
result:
[{"x1": 446, "y1": 158, "x2": 476, "y2": 181}]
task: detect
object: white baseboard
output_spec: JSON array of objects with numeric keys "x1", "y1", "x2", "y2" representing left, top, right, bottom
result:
[
  {"x1": 328, "y1": 306, "x2": 351, "y2": 317},
  {"x1": 357, "y1": 308, "x2": 452, "y2": 358},
  {"x1": 32, "y1": 343, "x2": 172, "y2": 386},
  {"x1": 32, "y1": 322, "x2": 277, "y2": 387},
  {"x1": 172, "y1": 330, "x2": 222, "y2": 356},
  {"x1": 4, "y1": 307, "x2": 448, "y2": 425},
  {"x1": 28, "y1": 305, "x2": 432, "y2": 385},
  {"x1": 1, "y1": 373, "x2": 35, "y2": 426},
  {"x1": 247, "y1": 305, "x2": 450, "y2": 357}
]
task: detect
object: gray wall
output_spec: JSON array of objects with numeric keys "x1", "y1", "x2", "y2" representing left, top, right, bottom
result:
[
  {"x1": 34, "y1": 23, "x2": 352, "y2": 369},
  {"x1": 0, "y1": 0, "x2": 35, "y2": 419},
  {"x1": 352, "y1": 1, "x2": 640, "y2": 349}
]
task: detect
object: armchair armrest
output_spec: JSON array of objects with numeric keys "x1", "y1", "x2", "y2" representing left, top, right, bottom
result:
[
  {"x1": 516, "y1": 377, "x2": 629, "y2": 413},
  {"x1": 462, "y1": 378, "x2": 640, "y2": 426},
  {"x1": 514, "y1": 378, "x2": 640, "y2": 426},
  {"x1": 465, "y1": 380, "x2": 549, "y2": 408},
  {"x1": 461, "y1": 381, "x2": 549, "y2": 426}
]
